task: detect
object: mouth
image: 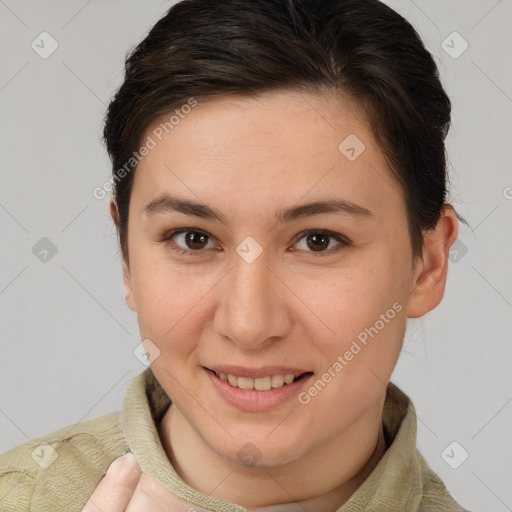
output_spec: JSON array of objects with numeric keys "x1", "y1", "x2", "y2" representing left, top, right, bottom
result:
[
  {"x1": 204, "y1": 367, "x2": 313, "y2": 391},
  {"x1": 204, "y1": 366, "x2": 314, "y2": 412}
]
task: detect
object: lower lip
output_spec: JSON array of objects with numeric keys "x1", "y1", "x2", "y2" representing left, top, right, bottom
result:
[{"x1": 204, "y1": 368, "x2": 313, "y2": 412}]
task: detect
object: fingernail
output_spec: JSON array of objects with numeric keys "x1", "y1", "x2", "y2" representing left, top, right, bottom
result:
[{"x1": 107, "y1": 452, "x2": 139, "y2": 474}]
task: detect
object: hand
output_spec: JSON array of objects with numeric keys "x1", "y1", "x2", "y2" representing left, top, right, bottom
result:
[
  {"x1": 81, "y1": 453, "x2": 141, "y2": 512},
  {"x1": 82, "y1": 453, "x2": 207, "y2": 512}
]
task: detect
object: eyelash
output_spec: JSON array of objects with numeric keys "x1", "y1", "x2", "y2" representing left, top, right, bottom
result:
[{"x1": 161, "y1": 228, "x2": 350, "y2": 258}]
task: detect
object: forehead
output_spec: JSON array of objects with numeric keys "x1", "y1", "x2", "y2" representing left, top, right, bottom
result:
[{"x1": 132, "y1": 90, "x2": 404, "y2": 219}]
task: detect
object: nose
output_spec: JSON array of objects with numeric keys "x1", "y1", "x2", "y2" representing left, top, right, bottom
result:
[{"x1": 213, "y1": 251, "x2": 292, "y2": 350}]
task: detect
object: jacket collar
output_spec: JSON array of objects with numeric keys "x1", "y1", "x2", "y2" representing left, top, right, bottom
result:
[{"x1": 121, "y1": 367, "x2": 424, "y2": 511}]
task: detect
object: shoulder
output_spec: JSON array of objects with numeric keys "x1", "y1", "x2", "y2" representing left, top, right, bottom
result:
[{"x1": 0, "y1": 410, "x2": 129, "y2": 511}]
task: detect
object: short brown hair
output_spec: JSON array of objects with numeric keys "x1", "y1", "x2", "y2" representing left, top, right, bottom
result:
[{"x1": 103, "y1": 0, "x2": 453, "y2": 261}]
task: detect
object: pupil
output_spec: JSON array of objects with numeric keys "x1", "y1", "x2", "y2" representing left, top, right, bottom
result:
[
  {"x1": 186, "y1": 232, "x2": 207, "y2": 249},
  {"x1": 307, "y1": 234, "x2": 328, "y2": 251}
]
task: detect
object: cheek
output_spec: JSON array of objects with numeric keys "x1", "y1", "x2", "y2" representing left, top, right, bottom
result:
[
  {"x1": 131, "y1": 256, "x2": 217, "y2": 353},
  {"x1": 314, "y1": 261, "x2": 407, "y2": 344},
  {"x1": 301, "y1": 258, "x2": 409, "y2": 411},
  {"x1": 297, "y1": 272, "x2": 407, "y2": 433}
]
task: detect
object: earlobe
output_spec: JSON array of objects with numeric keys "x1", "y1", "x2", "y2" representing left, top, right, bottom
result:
[{"x1": 406, "y1": 205, "x2": 458, "y2": 319}]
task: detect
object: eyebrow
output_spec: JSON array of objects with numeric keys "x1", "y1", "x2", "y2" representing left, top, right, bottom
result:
[{"x1": 143, "y1": 194, "x2": 373, "y2": 226}]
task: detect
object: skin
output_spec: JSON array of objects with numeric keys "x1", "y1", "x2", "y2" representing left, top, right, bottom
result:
[{"x1": 85, "y1": 90, "x2": 458, "y2": 511}]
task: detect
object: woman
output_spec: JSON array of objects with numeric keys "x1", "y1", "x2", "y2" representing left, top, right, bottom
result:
[{"x1": 0, "y1": 0, "x2": 471, "y2": 510}]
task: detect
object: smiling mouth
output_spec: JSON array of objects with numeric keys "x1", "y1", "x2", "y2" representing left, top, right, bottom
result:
[{"x1": 205, "y1": 368, "x2": 313, "y2": 391}]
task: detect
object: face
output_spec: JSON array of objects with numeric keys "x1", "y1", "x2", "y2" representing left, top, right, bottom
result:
[{"x1": 122, "y1": 90, "x2": 423, "y2": 467}]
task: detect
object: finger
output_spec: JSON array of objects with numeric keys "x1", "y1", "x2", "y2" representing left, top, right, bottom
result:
[
  {"x1": 81, "y1": 453, "x2": 142, "y2": 512},
  {"x1": 124, "y1": 473, "x2": 176, "y2": 512}
]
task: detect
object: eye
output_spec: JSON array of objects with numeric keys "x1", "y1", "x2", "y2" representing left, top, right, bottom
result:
[
  {"x1": 161, "y1": 228, "x2": 349, "y2": 257},
  {"x1": 163, "y1": 229, "x2": 218, "y2": 256},
  {"x1": 292, "y1": 229, "x2": 349, "y2": 257}
]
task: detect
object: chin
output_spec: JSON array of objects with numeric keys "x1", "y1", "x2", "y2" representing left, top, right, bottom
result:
[{"x1": 212, "y1": 433, "x2": 306, "y2": 468}]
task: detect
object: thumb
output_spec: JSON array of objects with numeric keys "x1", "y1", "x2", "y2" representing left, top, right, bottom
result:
[{"x1": 81, "y1": 453, "x2": 142, "y2": 512}]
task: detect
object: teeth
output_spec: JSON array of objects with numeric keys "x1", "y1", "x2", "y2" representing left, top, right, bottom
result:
[
  {"x1": 255, "y1": 376, "x2": 271, "y2": 391},
  {"x1": 214, "y1": 371, "x2": 303, "y2": 391},
  {"x1": 237, "y1": 377, "x2": 254, "y2": 390},
  {"x1": 284, "y1": 374, "x2": 295, "y2": 384},
  {"x1": 271, "y1": 375, "x2": 284, "y2": 388}
]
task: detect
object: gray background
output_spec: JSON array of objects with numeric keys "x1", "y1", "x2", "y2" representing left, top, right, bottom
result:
[{"x1": 0, "y1": 1, "x2": 511, "y2": 510}]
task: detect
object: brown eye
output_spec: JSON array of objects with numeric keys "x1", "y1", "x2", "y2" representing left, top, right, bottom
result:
[
  {"x1": 294, "y1": 230, "x2": 348, "y2": 256},
  {"x1": 305, "y1": 233, "x2": 330, "y2": 252},
  {"x1": 183, "y1": 231, "x2": 209, "y2": 250},
  {"x1": 165, "y1": 229, "x2": 216, "y2": 255}
]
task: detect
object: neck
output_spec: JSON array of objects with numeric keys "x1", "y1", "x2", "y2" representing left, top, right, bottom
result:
[{"x1": 158, "y1": 399, "x2": 388, "y2": 510}]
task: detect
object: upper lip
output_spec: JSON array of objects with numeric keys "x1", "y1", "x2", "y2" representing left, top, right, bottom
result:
[{"x1": 205, "y1": 365, "x2": 312, "y2": 379}]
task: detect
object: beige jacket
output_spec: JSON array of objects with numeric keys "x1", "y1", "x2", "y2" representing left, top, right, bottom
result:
[{"x1": 0, "y1": 367, "x2": 470, "y2": 511}]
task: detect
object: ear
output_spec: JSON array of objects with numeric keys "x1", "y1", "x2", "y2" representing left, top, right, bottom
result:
[
  {"x1": 110, "y1": 199, "x2": 137, "y2": 312},
  {"x1": 122, "y1": 258, "x2": 137, "y2": 312},
  {"x1": 109, "y1": 198, "x2": 119, "y2": 228},
  {"x1": 406, "y1": 205, "x2": 458, "y2": 318}
]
